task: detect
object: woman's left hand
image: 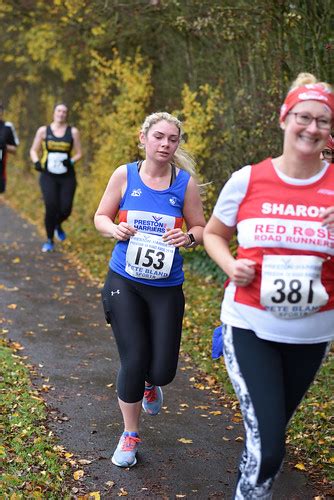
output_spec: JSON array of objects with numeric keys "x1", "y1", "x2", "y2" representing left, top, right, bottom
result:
[{"x1": 162, "y1": 228, "x2": 191, "y2": 248}]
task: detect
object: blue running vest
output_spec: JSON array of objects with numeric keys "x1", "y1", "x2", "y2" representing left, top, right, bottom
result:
[{"x1": 109, "y1": 162, "x2": 191, "y2": 286}]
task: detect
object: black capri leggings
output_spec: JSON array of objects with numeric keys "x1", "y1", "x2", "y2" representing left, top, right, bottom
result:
[
  {"x1": 101, "y1": 270, "x2": 185, "y2": 403},
  {"x1": 223, "y1": 325, "x2": 329, "y2": 499},
  {"x1": 39, "y1": 172, "x2": 76, "y2": 240}
]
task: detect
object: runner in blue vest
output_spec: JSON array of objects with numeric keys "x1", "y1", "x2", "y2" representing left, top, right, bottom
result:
[
  {"x1": 30, "y1": 103, "x2": 82, "y2": 252},
  {"x1": 95, "y1": 112, "x2": 205, "y2": 467}
]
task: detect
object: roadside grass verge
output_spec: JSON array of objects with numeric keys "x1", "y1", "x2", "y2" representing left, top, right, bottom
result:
[
  {"x1": 4, "y1": 168, "x2": 334, "y2": 488},
  {"x1": 0, "y1": 338, "x2": 71, "y2": 498}
]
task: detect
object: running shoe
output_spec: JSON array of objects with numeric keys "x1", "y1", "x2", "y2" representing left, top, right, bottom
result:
[
  {"x1": 111, "y1": 432, "x2": 140, "y2": 467},
  {"x1": 54, "y1": 226, "x2": 66, "y2": 241},
  {"x1": 41, "y1": 240, "x2": 55, "y2": 252},
  {"x1": 142, "y1": 385, "x2": 163, "y2": 415}
]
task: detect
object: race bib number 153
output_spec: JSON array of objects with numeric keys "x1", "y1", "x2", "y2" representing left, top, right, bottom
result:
[{"x1": 125, "y1": 232, "x2": 175, "y2": 280}]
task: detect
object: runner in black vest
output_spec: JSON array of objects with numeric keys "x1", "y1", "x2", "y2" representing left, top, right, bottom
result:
[
  {"x1": 30, "y1": 103, "x2": 82, "y2": 252},
  {"x1": 0, "y1": 103, "x2": 19, "y2": 194}
]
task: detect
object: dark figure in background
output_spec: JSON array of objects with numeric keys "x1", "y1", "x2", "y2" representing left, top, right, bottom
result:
[
  {"x1": 30, "y1": 103, "x2": 82, "y2": 252},
  {"x1": 0, "y1": 103, "x2": 19, "y2": 194},
  {"x1": 321, "y1": 134, "x2": 334, "y2": 163}
]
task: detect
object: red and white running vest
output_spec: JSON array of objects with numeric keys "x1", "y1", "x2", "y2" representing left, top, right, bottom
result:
[{"x1": 234, "y1": 158, "x2": 334, "y2": 316}]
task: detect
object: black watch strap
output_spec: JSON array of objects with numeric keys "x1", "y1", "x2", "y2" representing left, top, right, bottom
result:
[{"x1": 185, "y1": 233, "x2": 196, "y2": 248}]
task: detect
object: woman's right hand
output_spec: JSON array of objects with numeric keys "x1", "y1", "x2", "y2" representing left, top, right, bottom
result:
[
  {"x1": 112, "y1": 222, "x2": 137, "y2": 241},
  {"x1": 230, "y1": 258, "x2": 256, "y2": 287}
]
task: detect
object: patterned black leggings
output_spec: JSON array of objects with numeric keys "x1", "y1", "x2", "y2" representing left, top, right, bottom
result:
[{"x1": 223, "y1": 325, "x2": 328, "y2": 500}]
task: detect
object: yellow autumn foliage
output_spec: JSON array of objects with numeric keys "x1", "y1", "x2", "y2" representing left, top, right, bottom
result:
[
  {"x1": 177, "y1": 83, "x2": 225, "y2": 217},
  {"x1": 180, "y1": 83, "x2": 222, "y2": 166},
  {"x1": 25, "y1": 23, "x2": 74, "y2": 81},
  {"x1": 76, "y1": 50, "x2": 153, "y2": 218}
]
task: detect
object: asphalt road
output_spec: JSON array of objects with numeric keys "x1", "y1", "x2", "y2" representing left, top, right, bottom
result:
[{"x1": 1, "y1": 199, "x2": 321, "y2": 499}]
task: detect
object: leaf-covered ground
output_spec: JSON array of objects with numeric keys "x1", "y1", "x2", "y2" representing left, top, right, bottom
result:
[{"x1": 0, "y1": 338, "x2": 71, "y2": 498}]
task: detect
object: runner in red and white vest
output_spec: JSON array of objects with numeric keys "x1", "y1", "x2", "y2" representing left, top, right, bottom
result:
[{"x1": 204, "y1": 72, "x2": 334, "y2": 500}]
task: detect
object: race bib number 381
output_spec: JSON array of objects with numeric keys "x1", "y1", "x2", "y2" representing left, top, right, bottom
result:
[
  {"x1": 260, "y1": 254, "x2": 329, "y2": 319},
  {"x1": 125, "y1": 232, "x2": 175, "y2": 280}
]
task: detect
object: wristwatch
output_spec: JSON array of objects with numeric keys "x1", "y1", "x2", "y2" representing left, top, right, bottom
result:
[{"x1": 185, "y1": 233, "x2": 196, "y2": 248}]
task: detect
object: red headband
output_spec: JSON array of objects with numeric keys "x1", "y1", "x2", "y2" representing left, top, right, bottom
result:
[{"x1": 280, "y1": 84, "x2": 334, "y2": 123}]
